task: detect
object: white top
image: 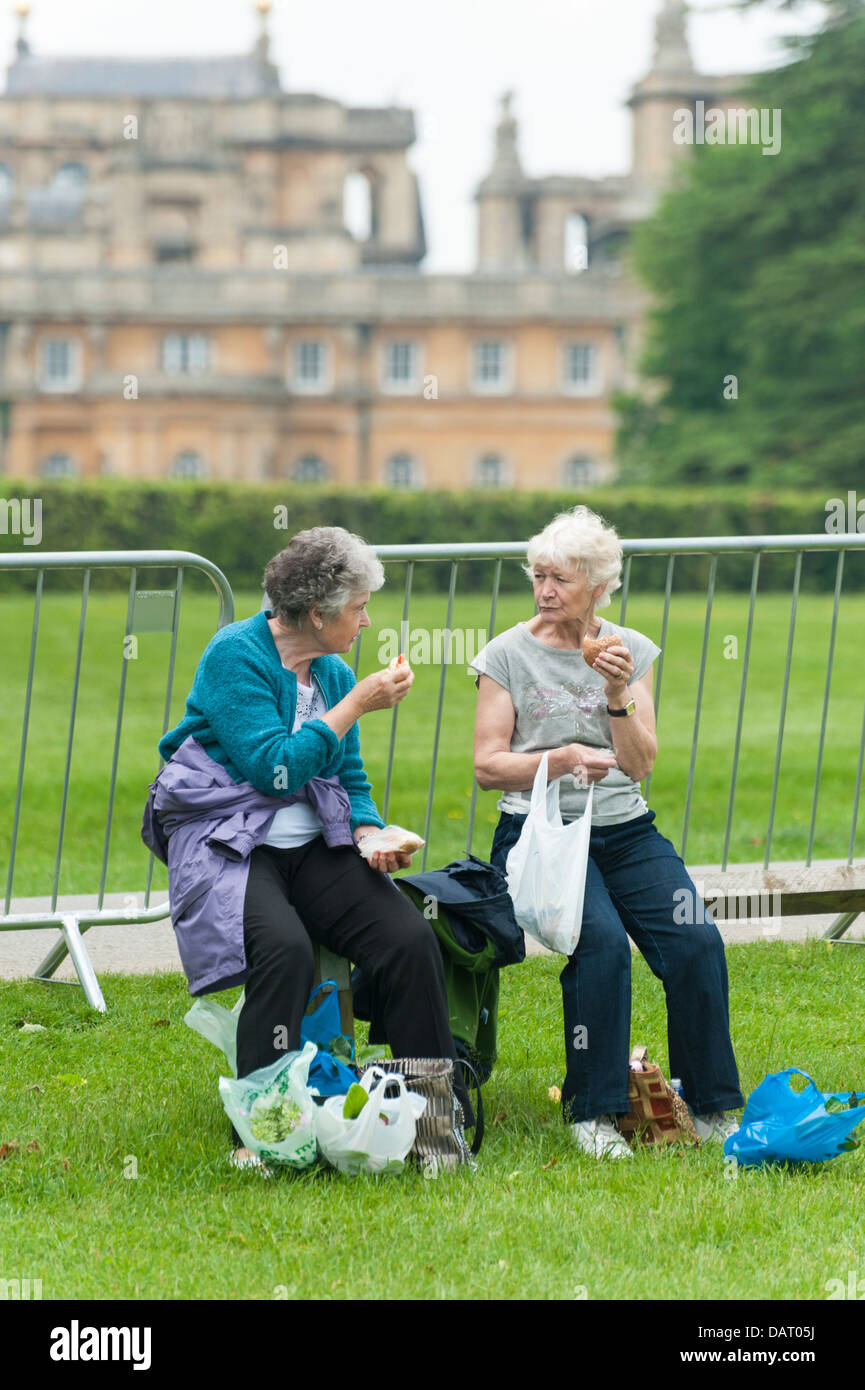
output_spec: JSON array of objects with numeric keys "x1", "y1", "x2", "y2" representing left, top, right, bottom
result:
[{"x1": 262, "y1": 674, "x2": 327, "y2": 848}]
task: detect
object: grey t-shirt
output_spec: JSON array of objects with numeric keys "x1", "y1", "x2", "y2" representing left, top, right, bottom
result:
[{"x1": 469, "y1": 616, "x2": 662, "y2": 824}]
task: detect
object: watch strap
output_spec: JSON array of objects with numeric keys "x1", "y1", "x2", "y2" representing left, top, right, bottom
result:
[{"x1": 607, "y1": 700, "x2": 636, "y2": 718}]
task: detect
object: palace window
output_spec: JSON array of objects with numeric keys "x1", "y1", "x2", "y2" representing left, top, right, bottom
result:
[
  {"x1": 39, "y1": 452, "x2": 79, "y2": 478},
  {"x1": 381, "y1": 341, "x2": 420, "y2": 392},
  {"x1": 162, "y1": 334, "x2": 210, "y2": 374},
  {"x1": 384, "y1": 453, "x2": 422, "y2": 489},
  {"x1": 38, "y1": 338, "x2": 82, "y2": 391},
  {"x1": 171, "y1": 451, "x2": 208, "y2": 479},
  {"x1": 562, "y1": 342, "x2": 601, "y2": 395},
  {"x1": 292, "y1": 455, "x2": 328, "y2": 483},
  {"x1": 474, "y1": 454, "x2": 510, "y2": 488},
  {"x1": 292, "y1": 341, "x2": 329, "y2": 391},
  {"x1": 471, "y1": 341, "x2": 512, "y2": 394},
  {"x1": 562, "y1": 455, "x2": 597, "y2": 488}
]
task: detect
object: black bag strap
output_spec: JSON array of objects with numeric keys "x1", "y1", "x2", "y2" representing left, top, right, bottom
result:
[{"x1": 459, "y1": 1056, "x2": 485, "y2": 1155}]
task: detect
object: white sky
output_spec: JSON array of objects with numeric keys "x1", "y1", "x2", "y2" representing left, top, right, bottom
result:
[{"x1": 0, "y1": 0, "x2": 827, "y2": 270}]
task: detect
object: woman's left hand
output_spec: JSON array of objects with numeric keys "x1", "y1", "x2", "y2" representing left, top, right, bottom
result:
[
  {"x1": 353, "y1": 825, "x2": 415, "y2": 875},
  {"x1": 592, "y1": 643, "x2": 633, "y2": 697},
  {"x1": 367, "y1": 849, "x2": 415, "y2": 874}
]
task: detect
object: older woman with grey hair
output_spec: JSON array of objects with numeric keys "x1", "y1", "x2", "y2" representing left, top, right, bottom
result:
[
  {"x1": 158, "y1": 526, "x2": 472, "y2": 1171},
  {"x1": 471, "y1": 505, "x2": 744, "y2": 1160}
]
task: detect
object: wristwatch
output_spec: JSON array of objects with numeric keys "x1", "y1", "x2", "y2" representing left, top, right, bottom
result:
[{"x1": 607, "y1": 700, "x2": 636, "y2": 718}]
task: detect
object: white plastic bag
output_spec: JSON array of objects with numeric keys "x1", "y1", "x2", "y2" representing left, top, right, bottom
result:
[
  {"x1": 315, "y1": 1065, "x2": 427, "y2": 1175},
  {"x1": 505, "y1": 752, "x2": 594, "y2": 956},
  {"x1": 184, "y1": 991, "x2": 245, "y2": 1077},
  {"x1": 218, "y1": 1040, "x2": 318, "y2": 1169}
]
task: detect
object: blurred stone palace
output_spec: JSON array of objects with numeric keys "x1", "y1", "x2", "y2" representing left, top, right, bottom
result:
[{"x1": 0, "y1": 0, "x2": 744, "y2": 488}]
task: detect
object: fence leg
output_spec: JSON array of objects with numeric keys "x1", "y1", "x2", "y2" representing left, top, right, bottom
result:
[
  {"x1": 31, "y1": 929, "x2": 76, "y2": 982},
  {"x1": 30, "y1": 915, "x2": 107, "y2": 1013},
  {"x1": 822, "y1": 911, "x2": 862, "y2": 941}
]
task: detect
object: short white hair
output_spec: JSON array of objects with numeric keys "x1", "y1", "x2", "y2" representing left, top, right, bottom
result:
[{"x1": 522, "y1": 505, "x2": 623, "y2": 610}]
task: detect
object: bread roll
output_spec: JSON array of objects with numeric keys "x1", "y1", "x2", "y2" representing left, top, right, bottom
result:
[{"x1": 581, "y1": 634, "x2": 621, "y2": 669}]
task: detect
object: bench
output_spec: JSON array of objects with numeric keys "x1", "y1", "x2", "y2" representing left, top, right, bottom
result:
[{"x1": 694, "y1": 864, "x2": 865, "y2": 941}]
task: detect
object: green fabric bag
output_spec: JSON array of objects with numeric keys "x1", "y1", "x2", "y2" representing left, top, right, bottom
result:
[{"x1": 396, "y1": 881, "x2": 500, "y2": 1082}]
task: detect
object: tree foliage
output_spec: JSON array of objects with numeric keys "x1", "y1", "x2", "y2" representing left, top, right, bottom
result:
[{"x1": 616, "y1": 3, "x2": 865, "y2": 488}]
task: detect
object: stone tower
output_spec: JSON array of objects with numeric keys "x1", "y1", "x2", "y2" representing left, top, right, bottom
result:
[
  {"x1": 475, "y1": 92, "x2": 528, "y2": 272},
  {"x1": 475, "y1": 1, "x2": 746, "y2": 273}
]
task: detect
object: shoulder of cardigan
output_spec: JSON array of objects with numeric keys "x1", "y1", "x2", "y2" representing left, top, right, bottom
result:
[{"x1": 244, "y1": 611, "x2": 354, "y2": 696}]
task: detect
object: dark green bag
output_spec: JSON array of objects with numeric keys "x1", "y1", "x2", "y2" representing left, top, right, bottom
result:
[{"x1": 395, "y1": 881, "x2": 500, "y2": 1086}]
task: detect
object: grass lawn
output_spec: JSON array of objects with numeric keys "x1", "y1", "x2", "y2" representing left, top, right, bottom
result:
[
  {"x1": 1, "y1": 583, "x2": 864, "y2": 900},
  {"x1": 1, "y1": 939, "x2": 863, "y2": 1301}
]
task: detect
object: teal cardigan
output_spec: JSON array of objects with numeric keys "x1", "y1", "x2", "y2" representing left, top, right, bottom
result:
[{"x1": 159, "y1": 610, "x2": 385, "y2": 834}]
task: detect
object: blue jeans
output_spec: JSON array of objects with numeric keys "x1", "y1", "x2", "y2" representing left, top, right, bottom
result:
[{"x1": 490, "y1": 809, "x2": 745, "y2": 1125}]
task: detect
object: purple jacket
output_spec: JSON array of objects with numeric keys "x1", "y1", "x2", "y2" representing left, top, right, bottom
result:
[{"x1": 141, "y1": 736, "x2": 356, "y2": 996}]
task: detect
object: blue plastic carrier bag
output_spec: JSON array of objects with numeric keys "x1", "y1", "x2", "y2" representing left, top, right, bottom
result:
[
  {"x1": 300, "y1": 980, "x2": 354, "y2": 1058},
  {"x1": 724, "y1": 1067, "x2": 865, "y2": 1167},
  {"x1": 185, "y1": 980, "x2": 359, "y2": 1096}
]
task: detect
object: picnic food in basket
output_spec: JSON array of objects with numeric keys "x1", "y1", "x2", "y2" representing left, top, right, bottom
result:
[
  {"x1": 581, "y1": 634, "x2": 622, "y2": 669},
  {"x1": 356, "y1": 824, "x2": 425, "y2": 859}
]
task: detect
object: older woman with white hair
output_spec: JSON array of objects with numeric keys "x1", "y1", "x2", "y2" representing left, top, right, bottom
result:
[
  {"x1": 155, "y1": 526, "x2": 472, "y2": 1172},
  {"x1": 471, "y1": 505, "x2": 744, "y2": 1159}
]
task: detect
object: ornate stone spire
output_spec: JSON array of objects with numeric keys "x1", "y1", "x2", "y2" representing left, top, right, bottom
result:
[
  {"x1": 251, "y1": 0, "x2": 281, "y2": 92},
  {"x1": 653, "y1": 0, "x2": 694, "y2": 74},
  {"x1": 482, "y1": 91, "x2": 524, "y2": 190},
  {"x1": 14, "y1": 1, "x2": 32, "y2": 58}
]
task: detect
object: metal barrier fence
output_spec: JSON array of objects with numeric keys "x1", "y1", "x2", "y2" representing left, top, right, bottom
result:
[
  {"x1": 0, "y1": 550, "x2": 234, "y2": 1009},
  {"x1": 353, "y1": 534, "x2": 865, "y2": 877},
  {"x1": 2, "y1": 534, "x2": 864, "y2": 1010}
]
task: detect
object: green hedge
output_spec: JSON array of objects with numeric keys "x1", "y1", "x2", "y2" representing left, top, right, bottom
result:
[{"x1": 0, "y1": 480, "x2": 859, "y2": 594}]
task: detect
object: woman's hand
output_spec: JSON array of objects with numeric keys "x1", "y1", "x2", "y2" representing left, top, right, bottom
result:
[
  {"x1": 368, "y1": 848, "x2": 415, "y2": 874},
  {"x1": 352, "y1": 662, "x2": 414, "y2": 716},
  {"x1": 353, "y1": 824, "x2": 415, "y2": 875},
  {"x1": 553, "y1": 743, "x2": 617, "y2": 784},
  {"x1": 590, "y1": 642, "x2": 633, "y2": 700}
]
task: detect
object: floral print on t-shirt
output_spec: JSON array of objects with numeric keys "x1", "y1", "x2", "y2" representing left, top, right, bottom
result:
[{"x1": 525, "y1": 680, "x2": 608, "y2": 724}]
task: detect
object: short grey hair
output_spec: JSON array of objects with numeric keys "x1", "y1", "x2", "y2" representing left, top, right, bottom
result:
[
  {"x1": 263, "y1": 526, "x2": 385, "y2": 630},
  {"x1": 522, "y1": 505, "x2": 623, "y2": 610}
]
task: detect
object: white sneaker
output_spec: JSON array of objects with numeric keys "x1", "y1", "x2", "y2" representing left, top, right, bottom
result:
[
  {"x1": 690, "y1": 1111, "x2": 740, "y2": 1144},
  {"x1": 569, "y1": 1114, "x2": 633, "y2": 1160},
  {"x1": 228, "y1": 1148, "x2": 273, "y2": 1178}
]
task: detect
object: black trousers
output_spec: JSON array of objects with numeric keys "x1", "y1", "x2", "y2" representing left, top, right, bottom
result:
[{"x1": 230, "y1": 836, "x2": 472, "y2": 1147}]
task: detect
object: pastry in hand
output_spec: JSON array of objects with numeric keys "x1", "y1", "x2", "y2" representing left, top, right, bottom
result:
[
  {"x1": 357, "y1": 824, "x2": 425, "y2": 859},
  {"x1": 387, "y1": 654, "x2": 411, "y2": 674},
  {"x1": 581, "y1": 634, "x2": 622, "y2": 669}
]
